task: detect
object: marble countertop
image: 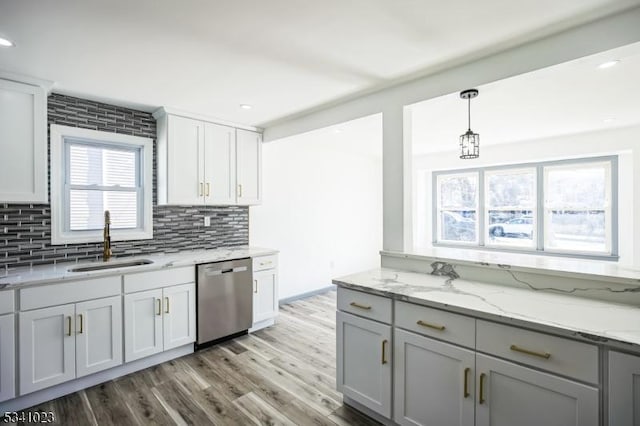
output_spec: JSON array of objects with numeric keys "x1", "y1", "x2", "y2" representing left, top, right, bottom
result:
[
  {"x1": 0, "y1": 246, "x2": 278, "y2": 289},
  {"x1": 333, "y1": 267, "x2": 640, "y2": 348},
  {"x1": 382, "y1": 248, "x2": 640, "y2": 285}
]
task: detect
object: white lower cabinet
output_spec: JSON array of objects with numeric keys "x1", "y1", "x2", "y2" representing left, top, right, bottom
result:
[
  {"x1": 75, "y1": 296, "x2": 123, "y2": 378},
  {"x1": 394, "y1": 329, "x2": 475, "y2": 426},
  {"x1": 124, "y1": 283, "x2": 196, "y2": 362},
  {"x1": 19, "y1": 297, "x2": 123, "y2": 395},
  {"x1": 609, "y1": 350, "x2": 640, "y2": 426},
  {"x1": 253, "y1": 269, "x2": 278, "y2": 324},
  {"x1": 0, "y1": 313, "x2": 16, "y2": 402},
  {"x1": 337, "y1": 311, "x2": 392, "y2": 418},
  {"x1": 163, "y1": 283, "x2": 197, "y2": 350},
  {"x1": 475, "y1": 353, "x2": 598, "y2": 426}
]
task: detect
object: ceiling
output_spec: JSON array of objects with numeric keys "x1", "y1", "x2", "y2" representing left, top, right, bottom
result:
[
  {"x1": 1, "y1": 0, "x2": 638, "y2": 128},
  {"x1": 411, "y1": 41, "x2": 640, "y2": 155}
]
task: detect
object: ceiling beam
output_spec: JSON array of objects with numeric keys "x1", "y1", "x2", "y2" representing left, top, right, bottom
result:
[{"x1": 263, "y1": 6, "x2": 640, "y2": 142}]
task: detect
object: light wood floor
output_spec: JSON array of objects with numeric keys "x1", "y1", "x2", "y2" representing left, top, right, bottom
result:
[{"x1": 27, "y1": 290, "x2": 379, "y2": 426}]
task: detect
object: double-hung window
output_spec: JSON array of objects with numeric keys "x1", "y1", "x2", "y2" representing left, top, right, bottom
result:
[
  {"x1": 50, "y1": 125, "x2": 153, "y2": 245},
  {"x1": 433, "y1": 156, "x2": 617, "y2": 259}
]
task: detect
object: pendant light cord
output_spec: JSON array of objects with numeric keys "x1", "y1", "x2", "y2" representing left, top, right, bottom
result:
[{"x1": 467, "y1": 97, "x2": 471, "y2": 131}]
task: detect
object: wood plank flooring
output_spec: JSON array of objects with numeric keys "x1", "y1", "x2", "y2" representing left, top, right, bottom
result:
[{"x1": 25, "y1": 290, "x2": 380, "y2": 426}]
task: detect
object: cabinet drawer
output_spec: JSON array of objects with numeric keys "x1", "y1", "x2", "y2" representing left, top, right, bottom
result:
[
  {"x1": 395, "y1": 301, "x2": 475, "y2": 348},
  {"x1": 476, "y1": 320, "x2": 598, "y2": 384},
  {"x1": 252, "y1": 255, "x2": 277, "y2": 272},
  {"x1": 337, "y1": 287, "x2": 392, "y2": 324},
  {"x1": 20, "y1": 276, "x2": 121, "y2": 311},
  {"x1": 124, "y1": 266, "x2": 194, "y2": 293},
  {"x1": 0, "y1": 290, "x2": 14, "y2": 315}
]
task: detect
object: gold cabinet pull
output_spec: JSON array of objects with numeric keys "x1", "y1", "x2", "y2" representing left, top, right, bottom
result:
[
  {"x1": 205, "y1": 182, "x2": 210, "y2": 197},
  {"x1": 479, "y1": 373, "x2": 486, "y2": 404},
  {"x1": 349, "y1": 302, "x2": 372, "y2": 310},
  {"x1": 510, "y1": 344, "x2": 551, "y2": 360},
  {"x1": 463, "y1": 367, "x2": 470, "y2": 398},
  {"x1": 381, "y1": 339, "x2": 388, "y2": 364},
  {"x1": 78, "y1": 314, "x2": 84, "y2": 334},
  {"x1": 254, "y1": 279, "x2": 258, "y2": 294},
  {"x1": 238, "y1": 184, "x2": 243, "y2": 197},
  {"x1": 156, "y1": 299, "x2": 162, "y2": 316},
  {"x1": 260, "y1": 261, "x2": 272, "y2": 266},
  {"x1": 67, "y1": 316, "x2": 72, "y2": 336},
  {"x1": 417, "y1": 320, "x2": 446, "y2": 331},
  {"x1": 199, "y1": 182, "x2": 204, "y2": 196},
  {"x1": 165, "y1": 297, "x2": 170, "y2": 314}
]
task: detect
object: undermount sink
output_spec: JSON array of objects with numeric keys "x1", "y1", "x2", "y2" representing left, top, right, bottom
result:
[{"x1": 68, "y1": 259, "x2": 154, "y2": 273}]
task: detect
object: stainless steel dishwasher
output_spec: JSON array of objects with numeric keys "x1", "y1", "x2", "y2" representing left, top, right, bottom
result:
[{"x1": 196, "y1": 258, "x2": 253, "y2": 348}]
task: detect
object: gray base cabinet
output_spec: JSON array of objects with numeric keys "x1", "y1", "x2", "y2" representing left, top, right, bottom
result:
[
  {"x1": 609, "y1": 351, "x2": 640, "y2": 426},
  {"x1": 475, "y1": 353, "x2": 598, "y2": 426},
  {"x1": 337, "y1": 311, "x2": 392, "y2": 418},
  {"x1": 394, "y1": 329, "x2": 475, "y2": 426}
]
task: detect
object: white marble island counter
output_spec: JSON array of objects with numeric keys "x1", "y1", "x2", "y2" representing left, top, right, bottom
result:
[
  {"x1": 0, "y1": 246, "x2": 278, "y2": 289},
  {"x1": 333, "y1": 267, "x2": 640, "y2": 350}
]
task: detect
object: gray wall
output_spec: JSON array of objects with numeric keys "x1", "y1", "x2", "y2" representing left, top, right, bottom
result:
[{"x1": 1, "y1": 94, "x2": 248, "y2": 271}]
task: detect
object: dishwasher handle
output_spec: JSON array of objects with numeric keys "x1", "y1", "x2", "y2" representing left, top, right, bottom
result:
[{"x1": 203, "y1": 266, "x2": 248, "y2": 276}]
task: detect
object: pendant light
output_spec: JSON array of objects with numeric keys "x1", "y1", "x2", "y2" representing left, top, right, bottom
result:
[{"x1": 459, "y1": 89, "x2": 479, "y2": 159}]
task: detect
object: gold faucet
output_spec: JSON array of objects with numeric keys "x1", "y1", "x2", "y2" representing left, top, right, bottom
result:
[{"x1": 103, "y1": 210, "x2": 112, "y2": 261}]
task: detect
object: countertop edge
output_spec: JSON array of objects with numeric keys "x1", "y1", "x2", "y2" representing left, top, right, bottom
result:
[
  {"x1": 332, "y1": 278, "x2": 640, "y2": 353},
  {"x1": 0, "y1": 247, "x2": 279, "y2": 290}
]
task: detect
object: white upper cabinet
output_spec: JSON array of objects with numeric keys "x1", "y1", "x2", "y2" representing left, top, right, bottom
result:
[
  {"x1": 236, "y1": 129, "x2": 262, "y2": 205},
  {"x1": 0, "y1": 78, "x2": 48, "y2": 203},
  {"x1": 204, "y1": 122, "x2": 237, "y2": 205},
  {"x1": 154, "y1": 108, "x2": 261, "y2": 206},
  {"x1": 165, "y1": 115, "x2": 203, "y2": 205}
]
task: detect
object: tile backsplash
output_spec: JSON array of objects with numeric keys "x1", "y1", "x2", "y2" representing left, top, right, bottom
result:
[{"x1": 1, "y1": 94, "x2": 249, "y2": 271}]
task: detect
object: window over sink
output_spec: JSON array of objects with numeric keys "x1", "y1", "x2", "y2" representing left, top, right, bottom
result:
[
  {"x1": 50, "y1": 125, "x2": 153, "y2": 244},
  {"x1": 433, "y1": 156, "x2": 617, "y2": 259}
]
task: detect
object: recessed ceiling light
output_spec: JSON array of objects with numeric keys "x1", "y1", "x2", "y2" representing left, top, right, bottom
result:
[
  {"x1": 603, "y1": 118, "x2": 615, "y2": 123},
  {"x1": 0, "y1": 37, "x2": 14, "y2": 47},
  {"x1": 240, "y1": 104, "x2": 252, "y2": 110},
  {"x1": 334, "y1": 128, "x2": 343, "y2": 134},
  {"x1": 598, "y1": 60, "x2": 620, "y2": 69}
]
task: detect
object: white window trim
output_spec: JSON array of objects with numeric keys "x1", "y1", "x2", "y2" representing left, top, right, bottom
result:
[
  {"x1": 484, "y1": 167, "x2": 537, "y2": 250},
  {"x1": 435, "y1": 171, "x2": 479, "y2": 245},
  {"x1": 50, "y1": 124, "x2": 153, "y2": 245},
  {"x1": 432, "y1": 156, "x2": 618, "y2": 261}
]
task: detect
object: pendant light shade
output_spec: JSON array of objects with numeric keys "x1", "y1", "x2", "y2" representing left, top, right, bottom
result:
[{"x1": 459, "y1": 89, "x2": 479, "y2": 159}]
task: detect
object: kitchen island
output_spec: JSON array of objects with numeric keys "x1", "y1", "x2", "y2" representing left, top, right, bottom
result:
[{"x1": 333, "y1": 250, "x2": 640, "y2": 426}]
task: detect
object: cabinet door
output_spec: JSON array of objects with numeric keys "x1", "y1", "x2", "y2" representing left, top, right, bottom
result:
[
  {"x1": 167, "y1": 114, "x2": 204, "y2": 205},
  {"x1": 236, "y1": 129, "x2": 261, "y2": 205},
  {"x1": 204, "y1": 122, "x2": 236, "y2": 205},
  {"x1": 609, "y1": 351, "x2": 640, "y2": 426},
  {"x1": 0, "y1": 314, "x2": 15, "y2": 402},
  {"x1": 19, "y1": 304, "x2": 76, "y2": 394},
  {"x1": 337, "y1": 311, "x2": 392, "y2": 417},
  {"x1": 75, "y1": 296, "x2": 123, "y2": 378},
  {"x1": 162, "y1": 283, "x2": 196, "y2": 350},
  {"x1": 253, "y1": 269, "x2": 278, "y2": 324},
  {"x1": 475, "y1": 353, "x2": 598, "y2": 426},
  {"x1": 124, "y1": 289, "x2": 163, "y2": 362},
  {"x1": 394, "y1": 329, "x2": 474, "y2": 426},
  {"x1": 0, "y1": 79, "x2": 47, "y2": 203}
]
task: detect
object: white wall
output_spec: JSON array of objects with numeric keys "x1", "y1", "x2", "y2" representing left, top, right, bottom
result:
[
  {"x1": 412, "y1": 125, "x2": 639, "y2": 267},
  {"x1": 263, "y1": 7, "x2": 640, "y2": 253},
  {"x1": 250, "y1": 115, "x2": 383, "y2": 300}
]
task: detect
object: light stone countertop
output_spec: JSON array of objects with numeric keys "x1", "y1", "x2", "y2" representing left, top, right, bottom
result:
[
  {"x1": 0, "y1": 246, "x2": 278, "y2": 290},
  {"x1": 382, "y1": 248, "x2": 640, "y2": 285},
  {"x1": 333, "y1": 267, "x2": 640, "y2": 349}
]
